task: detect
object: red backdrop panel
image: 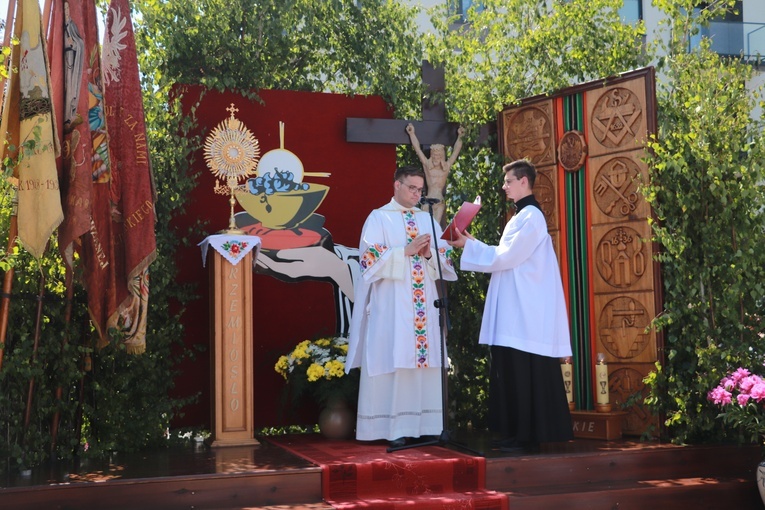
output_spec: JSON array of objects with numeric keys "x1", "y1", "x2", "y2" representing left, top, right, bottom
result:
[{"x1": 171, "y1": 86, "x2": 395, "y2": 428}]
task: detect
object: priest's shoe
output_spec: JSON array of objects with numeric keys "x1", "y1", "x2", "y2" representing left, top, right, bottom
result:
[{"x1": 389, "y1": 437, "x2": 406, "y2": 448}]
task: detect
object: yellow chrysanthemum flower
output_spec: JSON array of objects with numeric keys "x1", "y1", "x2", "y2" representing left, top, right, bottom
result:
[
  {"x1": 274, "y1": 356, "x2": 289, "y2": 379},
  {"x1": 315, "y1": 338, "x2": 331, "y2": 347},
  {"x1": 306, "y1": 363, "x2": 326, "y2": 382},
  {"x1": 326, "y1": 359, "x2": 345, "y2": 378},
  {"x1": 292, "y1": 342, "x2": 311, "y2": 359}
]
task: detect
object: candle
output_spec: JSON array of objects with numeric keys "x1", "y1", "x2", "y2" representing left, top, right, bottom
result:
[
  {"x1": 595, "y1": 352, "x2": 611, "y2": 412},
  {"x1": 561, "y1": 357, "x2": 574, "y2": 410}
]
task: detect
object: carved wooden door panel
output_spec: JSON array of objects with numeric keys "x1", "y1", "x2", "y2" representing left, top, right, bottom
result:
[{"x1": 498, "y1": 68, "x2": 660, "y2": 436}]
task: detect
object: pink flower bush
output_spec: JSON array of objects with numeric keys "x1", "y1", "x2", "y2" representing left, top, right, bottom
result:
[{"x1": 708, "y1": 367, "x2": 765, "y2": 444}]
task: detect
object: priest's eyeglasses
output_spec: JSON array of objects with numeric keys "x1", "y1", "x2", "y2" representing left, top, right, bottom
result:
[{"x1": 399, "y1": 182, "x2": 425, "y2": 195}]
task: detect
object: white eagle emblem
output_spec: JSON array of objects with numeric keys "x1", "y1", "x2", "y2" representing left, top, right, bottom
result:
[{"x1": 102, "y1": 6, "x2": 128, "y2": 86}]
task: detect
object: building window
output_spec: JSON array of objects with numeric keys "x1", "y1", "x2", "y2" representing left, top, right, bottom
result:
[
  {"x1": 699, "y1": 0, "x2": 743, "y2": 22},
  {"x1": 450, "y1": 0, "x2": 484, "y2": 18},
  {"x1": 690, "y1": 1, "x2": 765, "y2": 60},
  {"x1": 619, "y1": 0, "x2": 642, "y2": 24}
]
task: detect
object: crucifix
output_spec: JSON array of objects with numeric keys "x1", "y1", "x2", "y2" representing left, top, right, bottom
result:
[
  {"x1": 347, "y1": 61, "x2": 466, "y2": 224},
  {"x1": 346, "y1": 60, "x2": 459, "y2": 147}
]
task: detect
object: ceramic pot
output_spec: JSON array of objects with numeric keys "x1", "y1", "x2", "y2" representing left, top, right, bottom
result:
[
  {"x1": 757, "y1": 460, "x2": 765, "y2": 504},
  {"x1": 318, "y1": 397, "x2": 355, "y2": 440}
]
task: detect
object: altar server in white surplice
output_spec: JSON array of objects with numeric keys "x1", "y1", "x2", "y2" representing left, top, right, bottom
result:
[
  {"x1": 447, "y1": 159, "x2": 573, "y2": 453},
  {"x1": 346, "y1": 165, "x2": 457, "y2": 447}
]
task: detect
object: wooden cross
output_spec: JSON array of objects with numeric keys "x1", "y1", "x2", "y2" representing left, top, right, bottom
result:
[{"x1": 346, "y1": 60, "x2": 460, "y2": 147}]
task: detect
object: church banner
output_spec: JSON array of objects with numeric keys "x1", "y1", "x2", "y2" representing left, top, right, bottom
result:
[
  {"x1": 52, "y1": 0, "x2": 115, "y2": 345},
  {"x1": 0, "y1": 0, "x2": 63, "y2": 259},
  {"x1": 102, "y1": 0, "x2": 157, "y2": 354}
]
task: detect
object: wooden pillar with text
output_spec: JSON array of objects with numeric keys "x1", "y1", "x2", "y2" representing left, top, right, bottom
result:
[
  {"x1": 498, "y1": 67, "x2": 661, "y2": 436},
  {"x1": 209, "y1": 249, "x2": 259, "y2": 447}
]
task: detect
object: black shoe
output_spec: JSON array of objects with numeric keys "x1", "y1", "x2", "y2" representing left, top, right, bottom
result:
[
  {"x1": 491, "y1": 437, "x2": 520, "y2": 450},
  {"x1": 498, "y1": 443, "x2": 525, "y2": 453},
  {"x1": 492, "y1": 438, "x2": 539, "y2": 453},
  {"x1": 389, "y1": 437, "x2": 406, "y2": 448}
]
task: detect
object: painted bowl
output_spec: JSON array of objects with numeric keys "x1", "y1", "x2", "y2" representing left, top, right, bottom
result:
[{"x1": 234, "y1": 184, "x2": 329, "y2": 230}]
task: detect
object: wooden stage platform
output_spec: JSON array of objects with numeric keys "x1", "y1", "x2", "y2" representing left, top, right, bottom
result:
[{"x1": 1, "y1": 432, "x2": 762, "y2": 509}]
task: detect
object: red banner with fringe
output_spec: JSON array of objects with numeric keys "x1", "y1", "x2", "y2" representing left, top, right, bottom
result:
[
  {"x1": 101, "y1": 0, "x2": 157, "y2": 354},
  {"x1": 50, "y1": 0, "x2": 117, "y2": 348}
]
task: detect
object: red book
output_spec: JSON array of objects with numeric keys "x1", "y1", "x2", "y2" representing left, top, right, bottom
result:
[{"x1": 441, "y1": 196, "x2": 482, "y2": 241}]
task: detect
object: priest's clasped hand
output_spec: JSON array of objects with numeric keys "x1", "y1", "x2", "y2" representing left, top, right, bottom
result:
[{"x1": 405, "y1": 234, "x2": 432, "y2": 259}]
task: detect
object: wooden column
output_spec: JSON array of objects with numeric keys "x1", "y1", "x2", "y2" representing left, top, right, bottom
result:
[{"x1": 209, "y1": 249, "x2": 258, "y2": 447}]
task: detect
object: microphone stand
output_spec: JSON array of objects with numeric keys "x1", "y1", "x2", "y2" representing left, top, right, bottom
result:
[{"x1": 387, "y1": 198, "x2": 482, "y2": 456}]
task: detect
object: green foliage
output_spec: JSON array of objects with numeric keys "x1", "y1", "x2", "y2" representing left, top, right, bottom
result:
[
  {"x1": 425, "y1": 0, "x2": 647, "y2": 129},
  {"x1": 0, "y1": 250, "x2": 86, "y2": 471},
  {"x1": 642, "y1": 1, "x2": 765, "y2": 443},
  {"x1": 134, "y1": 0, "x2": 424, "y2": 115},
  {"x1": 0, "y1": 30, "x2": 18, "y2": 82}
]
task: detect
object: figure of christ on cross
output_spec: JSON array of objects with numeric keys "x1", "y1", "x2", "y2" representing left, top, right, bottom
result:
[{"x1": 406, "y1": 122, "x2": 465, "y2": 223}]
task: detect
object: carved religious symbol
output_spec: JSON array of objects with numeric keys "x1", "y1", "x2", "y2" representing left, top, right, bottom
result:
[
  {"x1": 593, "y1": 157, "x2": 641, "y2": 218},
  {"x1": 557, "y1": 130, "x2": 587, "y2": 172},
  {"x1": 591, "y1": 88, "x2": 643, "y2": 148}
]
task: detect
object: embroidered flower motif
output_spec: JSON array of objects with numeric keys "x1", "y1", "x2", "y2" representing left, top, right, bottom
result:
[
  {"x1": 438, "y1": 246, "x2": 454, "y2": 267},
  {"x1": 360, "y1": 243, "x2": 388, "y2": 272},
  {"x1": 222, "y1": 240, "x2": 248, "y2": 257},
  {"x1": 403, "y1": 210, "x2": 429, "y2": 367}
]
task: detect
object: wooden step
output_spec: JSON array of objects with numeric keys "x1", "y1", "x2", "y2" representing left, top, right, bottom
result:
[
  {"x1": 505, "y1": 476, "x2": 762, "y2": 509},
  {"x1": 2, "y1": 438, "x2": 762, "y2": 509},
  {"x1": 484, "y1": 441, "x2": 763, "y2": 509},
  {"x1": 0, "y1": 469, "x2": 323, "y2": 510},
  {"x1": 486, "y1": 442, "x2": 761, "y2": 492}
]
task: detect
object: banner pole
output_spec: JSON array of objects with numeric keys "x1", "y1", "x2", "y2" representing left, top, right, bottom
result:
[
  {"x1": 50, "y1": 268, "x2": 74, "y2": 452},
  {"x1": 42, "y1": 0, "x2": 52, "y2": 33},
  {"x1": 23, "y1": 271, "x2": 46, "y2": 429},
  {"x1": 42, "y1": 0, "x2": 67, "y2": 454},
  {"x1": 0, "y1": 0, "x2": 19, "y2": 374},
  {"x1": 0, "y1": 0, "x2": 17, "y2": 91}
]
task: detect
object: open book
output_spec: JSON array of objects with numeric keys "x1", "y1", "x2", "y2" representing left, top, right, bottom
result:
[{"x1": 441, "y1": 196, "x2": 482, "y2": 241}]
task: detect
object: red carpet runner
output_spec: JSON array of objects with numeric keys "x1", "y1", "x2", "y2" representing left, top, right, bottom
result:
[{"x1": 267, "y1": 434, "x2": 508, "y2": 509}]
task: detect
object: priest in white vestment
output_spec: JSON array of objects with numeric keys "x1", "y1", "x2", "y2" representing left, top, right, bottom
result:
[
  {"x1": 447, "y1": 159, "x2": 573, "y2": 452},
  {"x1": 346, "y1": 165, "x2": 457, "y2": 447}
]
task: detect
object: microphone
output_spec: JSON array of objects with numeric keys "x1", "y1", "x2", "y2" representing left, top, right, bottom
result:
[{"x1": 419, "y1": 196, "x2": 441, "y2": 205}]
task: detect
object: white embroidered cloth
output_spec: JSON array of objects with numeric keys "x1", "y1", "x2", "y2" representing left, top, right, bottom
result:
[{"x1": 199, "y1": 234, "x2": 262, "y2": 267}]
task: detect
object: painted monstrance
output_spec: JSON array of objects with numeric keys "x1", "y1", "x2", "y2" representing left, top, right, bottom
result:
[{"x1": 204, "y1": 103, "x2": 261, "y2": 233}]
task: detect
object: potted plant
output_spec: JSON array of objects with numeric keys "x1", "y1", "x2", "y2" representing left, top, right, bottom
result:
[
  {"x1": 708, "y1": 367, "x2": 765, "y2": 503},
  {"x1": 275, "y1": 336, "x2": 359, "y2": 438}
]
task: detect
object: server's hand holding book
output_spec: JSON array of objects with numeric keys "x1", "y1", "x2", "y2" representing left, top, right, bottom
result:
[{"x1": 441, "y1": 196, "x2": 481, "y2": 241}]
